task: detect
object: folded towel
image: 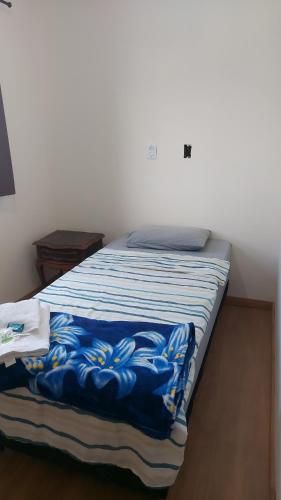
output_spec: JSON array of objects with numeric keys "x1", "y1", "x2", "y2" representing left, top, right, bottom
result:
[
  {"x1": 0, "y1": 303, "x2": 50, "y2": 366},
  {"x1": 0, "y1": 299, "x2": 41, "y2": 333}
]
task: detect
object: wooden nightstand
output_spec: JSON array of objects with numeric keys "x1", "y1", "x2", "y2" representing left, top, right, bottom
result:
[{"x1": 33, "y1": 230, "x2": 105, "y2": 285}]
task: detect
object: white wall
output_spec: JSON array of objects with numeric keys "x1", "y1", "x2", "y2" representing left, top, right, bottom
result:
[
  {"x1": 0, "y1": 2, "x2": 58, "y2": 302},
  {"x1": 50, "y1": 0, "x2": 281, "y2": 301},
  {"x1": 0, "y1": 0, "x2": 280, "y2": 302}
]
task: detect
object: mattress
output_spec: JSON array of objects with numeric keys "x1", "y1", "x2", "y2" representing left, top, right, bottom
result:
[
  {"x1": 107, "y1": 235, "x2": 231, "y2": 407},
  {"x1": 0, "y1": 237, "x2": 231, "y2": 489}
]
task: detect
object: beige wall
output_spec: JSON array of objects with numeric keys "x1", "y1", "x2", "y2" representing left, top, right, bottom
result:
[
  {"x1": 0, "y1": 2, "x2": 57, "y2": 302},
  {"x1": 0, "y1": 0, "x2": 280, "y2": 302},
  {"x1": 51, "y1": 0, "x2": 281, "y2": 301}
]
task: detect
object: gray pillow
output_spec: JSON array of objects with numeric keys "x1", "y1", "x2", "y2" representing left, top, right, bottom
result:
[{"x1": 127, "y1": 225, "x2": 211, "y2": 251}]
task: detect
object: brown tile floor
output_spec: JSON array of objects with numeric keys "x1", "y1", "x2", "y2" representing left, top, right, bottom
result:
[{"x1": 169, "y1": 305, "x2": 272, "y2": 500}]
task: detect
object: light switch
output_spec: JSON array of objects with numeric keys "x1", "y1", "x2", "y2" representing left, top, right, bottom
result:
[{"x1": 147, "y1": 144, "x2": 157, "y2": 160}]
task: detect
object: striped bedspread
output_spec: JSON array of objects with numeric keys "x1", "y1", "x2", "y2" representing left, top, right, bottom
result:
[{"x1": 0, "y1": 248, "x2": 230, "y2": 488}]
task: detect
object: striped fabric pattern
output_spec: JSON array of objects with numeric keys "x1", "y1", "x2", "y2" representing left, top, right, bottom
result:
[{"x1": 0, "y1": 249, "x2": 230, "y2": 488}]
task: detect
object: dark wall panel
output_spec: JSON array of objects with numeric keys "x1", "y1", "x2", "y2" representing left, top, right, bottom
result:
[{"x1": 0, "y1": 86, "x2": 15, "y2": 197}]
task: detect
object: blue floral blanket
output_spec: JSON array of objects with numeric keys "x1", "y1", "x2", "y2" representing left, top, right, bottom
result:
[{"x1": 0, "y1": 313, "x2": 195, "y2": 439}]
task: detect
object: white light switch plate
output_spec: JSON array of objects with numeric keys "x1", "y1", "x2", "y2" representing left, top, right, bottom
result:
[{"x1": 147, "y1": 144, "x2": 157, "y2": 160}]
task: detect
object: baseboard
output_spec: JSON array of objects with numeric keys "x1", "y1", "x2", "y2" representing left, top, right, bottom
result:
[{"x1": 225, "y1": 296, "x2": 273, "y2": 311}]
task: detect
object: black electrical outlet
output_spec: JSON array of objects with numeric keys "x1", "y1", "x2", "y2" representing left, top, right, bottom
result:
[{"x1": 184, "y1": 144, "x2": 192, "y2": 159}]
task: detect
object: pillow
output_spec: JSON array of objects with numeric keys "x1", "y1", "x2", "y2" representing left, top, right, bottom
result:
[{"x1": 127, "y1": 225, "x2": 211, "y2": 251}]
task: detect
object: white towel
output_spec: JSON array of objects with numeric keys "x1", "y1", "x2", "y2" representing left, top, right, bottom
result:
[
  {"x1": 0, "y1": 303, "x2": 50, "y2": 366},
  {"x1": 0, "y1": 299, "x2": 41, "y2": 333}
]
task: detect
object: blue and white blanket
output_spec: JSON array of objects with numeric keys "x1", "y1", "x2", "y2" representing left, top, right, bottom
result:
[
  {"x1": 0, "y1": 249, "x2": 230, "y2": 488},
  {"x1": 0, "y1": 313, "x2": 195, "y2": 439}
]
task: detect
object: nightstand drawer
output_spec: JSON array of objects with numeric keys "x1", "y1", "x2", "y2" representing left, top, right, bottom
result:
[{"x1": 37, "y1": 246, "x2": 81, "y2": 262}]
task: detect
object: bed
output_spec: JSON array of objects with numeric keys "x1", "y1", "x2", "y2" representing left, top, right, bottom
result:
[{"x1": 0, "y1": 234, "x2": 231, "y2": 491}]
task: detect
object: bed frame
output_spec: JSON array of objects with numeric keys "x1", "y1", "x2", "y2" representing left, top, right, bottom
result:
[{"x1": 0, "y1": 283, "x2": 229, "y2": 498}]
